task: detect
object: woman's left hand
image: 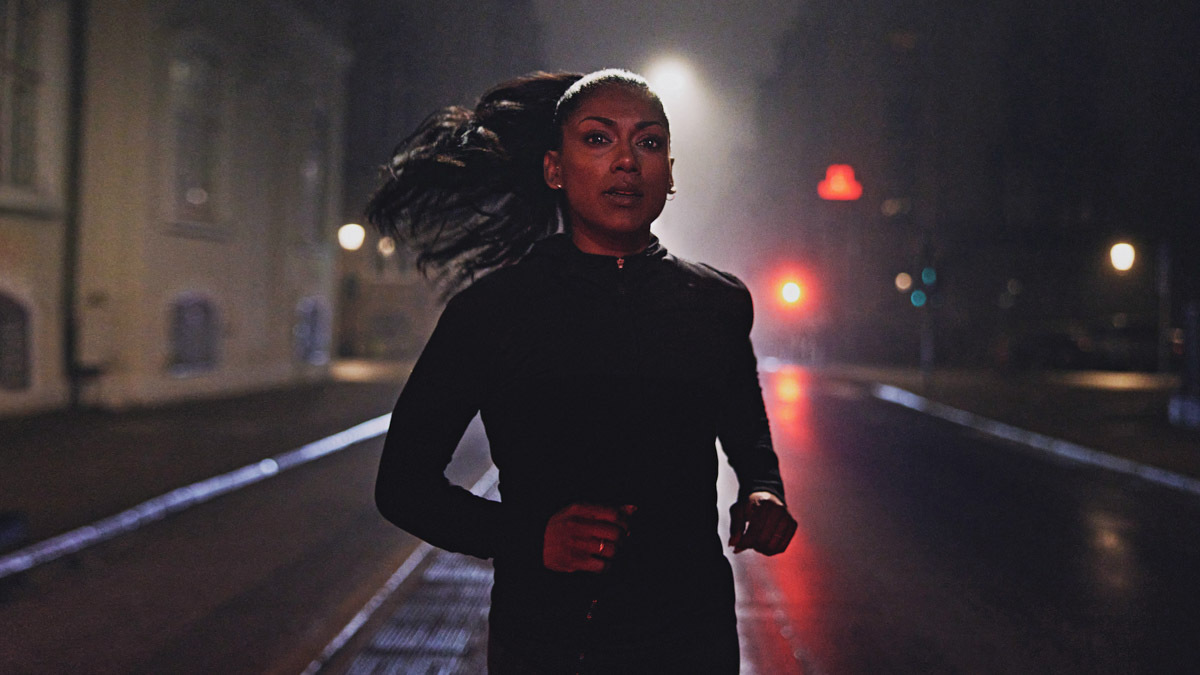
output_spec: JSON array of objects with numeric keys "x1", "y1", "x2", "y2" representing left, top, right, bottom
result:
[{"x1": 729, "y1": 491, "x2": 797, "y2": 555}]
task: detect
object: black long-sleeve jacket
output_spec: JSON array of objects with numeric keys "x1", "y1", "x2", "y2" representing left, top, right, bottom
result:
[{"x1": 375, "y1": 233, "x2": 784, "y2": 653}]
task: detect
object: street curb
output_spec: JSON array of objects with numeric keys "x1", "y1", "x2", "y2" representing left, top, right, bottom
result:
[
  {"x1": 872, "y1": 383, "x2": 1200, "y2": 498},
  {"x1": 0, "y1": 414, "x2": 393, "y2": 581}
]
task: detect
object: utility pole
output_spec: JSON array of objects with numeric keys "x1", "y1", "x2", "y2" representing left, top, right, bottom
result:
[{"x1": 1157, "y1": 242, "x2": 1172, "y2": 373}]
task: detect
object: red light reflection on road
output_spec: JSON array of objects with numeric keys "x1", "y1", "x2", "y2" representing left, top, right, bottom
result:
[
  {"x1": 764, "y1": 365, "x2": 814, "y2": 450},
  {"x1": 740, "y1": 364, "x2": 832, "y2": 670},
  {"x1": 765, "y1": 523, "x2": 828, "y2": 667}
]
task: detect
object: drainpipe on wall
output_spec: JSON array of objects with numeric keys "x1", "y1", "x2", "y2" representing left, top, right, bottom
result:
[{"x1": 62, "y1": 0, "x2": 89, "y2": 410}]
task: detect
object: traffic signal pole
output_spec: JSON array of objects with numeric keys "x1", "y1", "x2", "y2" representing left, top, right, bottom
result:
[{"x1": 1169, "y1": 301, "x2": 1200, "y2": 429}]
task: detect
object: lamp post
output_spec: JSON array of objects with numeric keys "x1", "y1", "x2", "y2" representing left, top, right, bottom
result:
[
  {"x1": 336, "y1": 223, "x2": 366, "y2": 357},
  {"x1": 1109, "y1": 241, "x2": 1173, "y2": 373}
]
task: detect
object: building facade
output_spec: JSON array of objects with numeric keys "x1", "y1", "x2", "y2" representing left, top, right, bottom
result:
[{"x1": 0, "y1": 0, "x2": 350, "y2": 415}]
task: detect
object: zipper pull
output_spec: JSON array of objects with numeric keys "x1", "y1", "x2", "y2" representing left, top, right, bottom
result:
[{"x1": 616, "y1": 257, "x2": 625, "y2": 270}]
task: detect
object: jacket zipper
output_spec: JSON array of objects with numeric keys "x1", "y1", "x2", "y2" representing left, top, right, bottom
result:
[{"x1": 577, "y1": 597, "x2": 600, "y2": 673}]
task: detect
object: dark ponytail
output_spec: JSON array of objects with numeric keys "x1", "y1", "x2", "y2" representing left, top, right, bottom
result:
[{"x1": 366, "y1": 71, "x2": 583, "y2": 292}]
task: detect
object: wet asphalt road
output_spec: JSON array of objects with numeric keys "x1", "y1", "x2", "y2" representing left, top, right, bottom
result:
[
  {"x1": 2, "y1": 367, "x2": 1197, "y2": 673},
  {"x1": 754, "y1": 367, "x2": 1200, "y2": 674}
]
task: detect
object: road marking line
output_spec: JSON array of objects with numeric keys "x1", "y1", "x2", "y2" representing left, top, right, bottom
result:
[
  {"x1": 872, "y1": 383, "x2": 1200, "y2": 497},
  {"x1": 301, "y1": 465, "x2": 500, "y2": 675},
  {"x1": 0, "y1": 414, "x2": 394, "y2": 581}
]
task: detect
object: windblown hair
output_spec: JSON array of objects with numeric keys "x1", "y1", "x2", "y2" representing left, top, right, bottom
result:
[{"x1": 366, "y1": 69, "x2": 666, "y2": 292}]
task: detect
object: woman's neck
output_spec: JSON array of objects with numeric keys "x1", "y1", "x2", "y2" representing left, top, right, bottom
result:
[{"x1": 570, "y1": 228, "x2": 651, "y2": 257}]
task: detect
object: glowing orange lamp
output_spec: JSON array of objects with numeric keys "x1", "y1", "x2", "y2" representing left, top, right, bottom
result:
[{"x1": 817, "y1": 164, "x2": 863, "y2": 201}]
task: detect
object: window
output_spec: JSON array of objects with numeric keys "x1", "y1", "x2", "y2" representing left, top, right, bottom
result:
[
  {"x1": 0, "y1": 292, "x2": 30, "y2": 390},
  {"x1": 1, "y1": 0, "x2": 40, "y2": 190},
  {"x1": 168, "y1": 47, "x2": 222, "y2": 225},
  {"x1": 168, "y1": 294, "x2": 219, "y2": 375},
  {"x1": 1, "y1": 0, "x2": 66, "y2": 213},
  {"x1": 297, "y1": 108, "x2": 330, "y2": 245},
  {"x1": 293, "y1": 296, "x2": 330, "y2": 365}
]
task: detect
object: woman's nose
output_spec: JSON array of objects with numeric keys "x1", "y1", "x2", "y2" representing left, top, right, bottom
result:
[{"x1": 612, "y1": 142, "x2": 639, "y2": 172}]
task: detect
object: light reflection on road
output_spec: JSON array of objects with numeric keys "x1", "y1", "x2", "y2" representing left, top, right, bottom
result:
[
  {"x1": 724, "y1": 365, "x2": 829, "y2": 672},
  {"x1": 1083, "y1": 507, "x2": 1138, "y2": 600},
  {"x1": 765, "y1": 365, "x2": 815, "y2": 451}
]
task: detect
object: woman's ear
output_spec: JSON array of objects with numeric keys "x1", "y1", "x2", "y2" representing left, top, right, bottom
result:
[{"x1": 544, "y1": 150, "x2": 562, "y2": 190}]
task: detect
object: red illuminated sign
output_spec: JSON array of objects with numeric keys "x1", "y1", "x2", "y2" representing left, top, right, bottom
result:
[{"x1": 817, "y1": 164, "x2": 863, "y2": 201}]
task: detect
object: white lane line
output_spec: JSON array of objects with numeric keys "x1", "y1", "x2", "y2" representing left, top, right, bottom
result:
[
  {"x1": 301, "y1": 465, "x2": 501, "y2": 675},
  {"x1": 0, "y1": 414, "x2": 393, "y2": 581},
  {"x1": 872, "y1": 383, "x2": 1200, "y2": 497}
]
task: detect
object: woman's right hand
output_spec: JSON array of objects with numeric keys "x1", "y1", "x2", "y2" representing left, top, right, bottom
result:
[{"x1": 543, "y1": 503, "x2": 636, "y2": 573}]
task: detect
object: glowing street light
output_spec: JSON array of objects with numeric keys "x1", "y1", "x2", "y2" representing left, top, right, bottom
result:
[
  {"x1": 643, "y1": 56, "x2": 708, "y2": 136},
  {"x1": 1110, "y1": 242, "x2": 1135, "y2": 272},
  {"x1": 781, "y1": 281, "x2": 803, "y2": 304},
  {"x1": 338, "y1": 223, "x2": 365, "y2": 251},
  {"x1": 645, "y1": 58, "x2": 694, "y2": 107}
]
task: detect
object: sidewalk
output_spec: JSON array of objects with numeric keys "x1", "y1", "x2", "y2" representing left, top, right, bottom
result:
[
  {"x1": 818, "y1": 365, "x2": 1200, "y2": 483},
  {"x1": 0, "y1": 364, "x2": 408, "y2": 553}
]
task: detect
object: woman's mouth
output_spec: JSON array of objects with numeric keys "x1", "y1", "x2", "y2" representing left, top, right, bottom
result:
[{"x1": 603, "y1": 188, "x2": 643, "y2": 204}]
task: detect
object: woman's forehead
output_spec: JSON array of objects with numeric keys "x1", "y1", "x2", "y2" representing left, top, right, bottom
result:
[{"x1": 568, "y1": 86, "x2": 668, "y2": 126}]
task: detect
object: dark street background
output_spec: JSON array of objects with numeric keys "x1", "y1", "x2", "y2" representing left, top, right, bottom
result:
[{"x1": 2, "y1": 0, "x2": 1199, "y2": 672}]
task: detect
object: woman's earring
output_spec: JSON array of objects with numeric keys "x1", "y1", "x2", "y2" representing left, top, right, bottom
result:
[{"x1": 666, "y1": 187, "x2": 676, "y2": 201}]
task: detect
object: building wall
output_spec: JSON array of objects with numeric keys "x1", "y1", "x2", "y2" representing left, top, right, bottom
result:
[
  {"x1": 73, "y1": 0, "x2": 350, "y2": 409},
  {"x1": 0, "y1": 0, "x2": 73, "y2": 415},
  {"x1": 0, "y1": 0, "x2": 353, "y2": 417}
]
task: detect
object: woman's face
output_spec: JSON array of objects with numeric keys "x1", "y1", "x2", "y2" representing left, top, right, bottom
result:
[{"x1": 544, "y1": 85, "x2": 674, "y2": 255}]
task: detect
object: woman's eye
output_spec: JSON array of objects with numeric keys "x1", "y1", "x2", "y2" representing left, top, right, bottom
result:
[
  {"x1": 584, "y1": 132, "x2": 609, "y2": 145},
  {"x1": 639, "y1": 136, "x2": 665, "y2": 150}
]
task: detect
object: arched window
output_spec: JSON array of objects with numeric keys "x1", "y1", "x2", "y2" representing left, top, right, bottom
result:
[
  {"x1": 0, "y1": 293, "x2": 31, "y2": 390},
  {"x1": 294, "y1": 296, "x2": 330, "y2": 365},
  {"x1": 168, "y1": 46, "x2": 222, "y2": 225},
  {"x1": 168, "y1": 294, "x2": 219, "y2": 375}
]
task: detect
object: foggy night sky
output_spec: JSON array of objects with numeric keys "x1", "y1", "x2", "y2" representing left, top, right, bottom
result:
[
  {"x1": 532, "y1": 1, "x2": 803, "y2": 265},
  {"x1": 533, "y1": 0, "x2": 800, "y2": 97}
]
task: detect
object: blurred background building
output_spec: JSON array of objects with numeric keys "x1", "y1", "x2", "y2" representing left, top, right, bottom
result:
[
  {"x1": 749, "y1": 0, "x2": 1199, "y2": 370},
  {"x1": 336, "y1": 0, "x2": 543, "y2": 361},
  {"x1": 2, "y1": 0, "x2": 1194, "y2": 417},
  {"x1": 0, "y1": 0, "x2": 543, "y2": 416}
]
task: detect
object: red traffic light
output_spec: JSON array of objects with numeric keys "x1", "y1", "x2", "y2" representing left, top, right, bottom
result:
[
  {"x1": 772, "y1": 271, "x2": 812, "y2": 313},
  {"x1": 818, "y1": 164, "x2": 863, "y2": 201},
  {"x1": 781, "y1": 281, "x2": 804, "y2": 305}
]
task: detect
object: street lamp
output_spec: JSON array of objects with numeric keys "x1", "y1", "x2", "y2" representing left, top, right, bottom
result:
[
  {"x1": 644, "y1": 58, "x2": 694, "y2": 115},
  {"x1": 781, "y1": 281, "x2": 803, "y2": 304},
  {"x1": 1110, "y1": 242, "x2": 1135, "y2": 272},
  {"x1": 338, "y1": 223, "x2": 365, "y2": 251}
]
